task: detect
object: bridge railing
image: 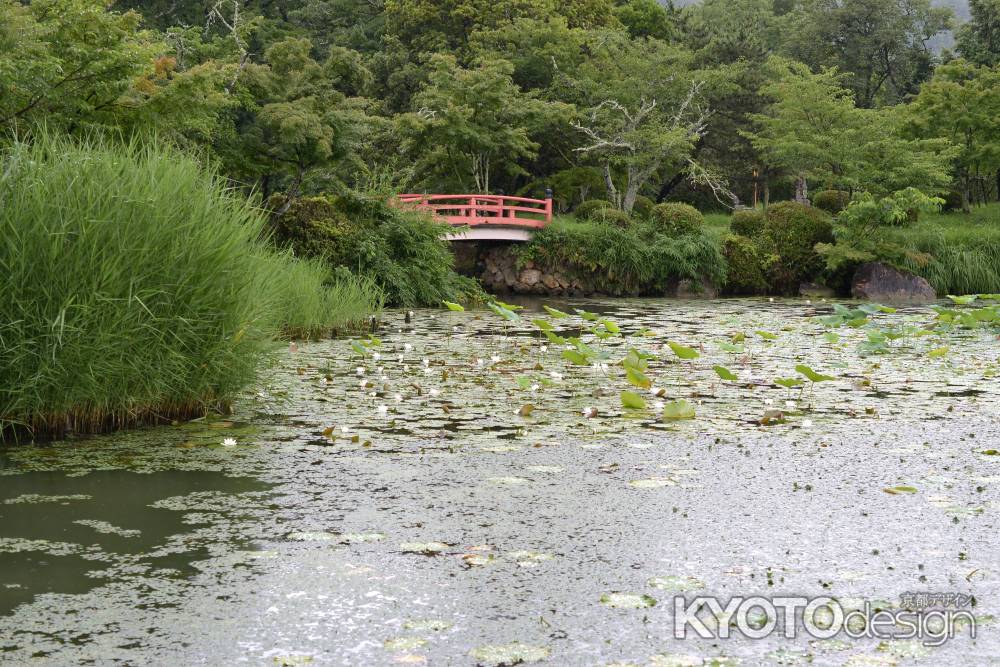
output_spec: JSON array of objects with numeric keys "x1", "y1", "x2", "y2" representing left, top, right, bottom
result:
[{"x1": 396, "y1": 193, "x2": 553, "y2": 228}]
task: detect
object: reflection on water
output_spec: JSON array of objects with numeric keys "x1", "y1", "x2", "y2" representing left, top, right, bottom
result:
[{"x1": 0, "y1": 470, "x2": 269, "y2": 616}]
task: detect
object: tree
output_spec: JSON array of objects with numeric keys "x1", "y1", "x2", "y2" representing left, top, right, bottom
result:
[
  {"x1": 559, "y1": 33, "x2": 724, "y2": 211},
  {"x1": 221, "y1": 37, "x2": 372, "y2": 204},
  {"x1": 743, "y1": 60, "x2": 859, "y2": 202},
  {"x1": 614, "y1": 0, "x2": 677, "y2": 41},
  {"x1": 0, "y1": 0, "x2": 156, "y2": 134},
  {"x1": 399, "y1": 55, "x2": 570, "y2": 193},
  {"x1": 744, "y1": 58, "x2": 954, "y2": 201},
  {"x1": 906, "y1": 59, "x2": 1000, "y2": 211},
  {"x1": 957, "y1": 0, "x2": 1000, "y2": 66},
  {"x1": 383, "y1": 0, "x2": 616, "y2": 53},
  {"x1": 781, "y1": 0, "x2": 952, "y2": 108}
]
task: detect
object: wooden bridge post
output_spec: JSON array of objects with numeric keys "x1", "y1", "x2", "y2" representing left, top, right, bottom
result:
[{"x1": 545, "y1": 188, "x2": 553, "y2": 224}]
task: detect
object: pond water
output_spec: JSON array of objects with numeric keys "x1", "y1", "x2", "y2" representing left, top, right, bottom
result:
[{"x1": 1, "y1": 297, "x2": 998, "y2": 665}]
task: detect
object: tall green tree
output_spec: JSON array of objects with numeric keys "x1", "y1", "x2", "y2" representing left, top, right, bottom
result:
[
  {"x1": 399, "y1": 55, "x2": 570, "y2": 193},
  {"x1": 957, "y1": 0, "x2": 1000, "y2": 66},
  {"x1": 781, "y1": 0, "x2": 952, "y2": 108},
  {"x1": 906, "y1": 59, "x2": 1000, "y2": 211},
  {"x1": 744, "y1": 58, "x2": 953, "y2": 201},
  {"x1": 559, "y1": 32, "x2": 723, "y2": 211}
]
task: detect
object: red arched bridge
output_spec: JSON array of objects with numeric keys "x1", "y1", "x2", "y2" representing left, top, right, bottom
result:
[{"x1": 396, "y1": 193, "x2": 552, "y2": 241}]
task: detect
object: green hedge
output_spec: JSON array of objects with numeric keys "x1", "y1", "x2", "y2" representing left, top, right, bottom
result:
[
  {"x1": 813, "y1": 190, "x2": 851, "y2": 214},
  {"x1": 761, "y1": 202, "x2": 835, "y2": 294},
  {"x1": 730, "y1": 208, "x2": 765, "y2": 237},
  {"x1": 574, "y1": 199, "x2": 613, "y2": 220}
]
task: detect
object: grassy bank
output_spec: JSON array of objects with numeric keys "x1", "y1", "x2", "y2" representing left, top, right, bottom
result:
[
  {"x1": 885, "y1": 206, "x2": 1000, "y2": 295},
  {"x1": 0, "y1": 135, "x2": 379, "y2": 441}
]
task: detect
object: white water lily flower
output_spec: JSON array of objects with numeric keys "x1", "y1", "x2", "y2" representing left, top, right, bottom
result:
[
  {"x1": 764, "y1": 398, "x2": 774, "y2": 406},
  {"x1": 402, "y1": 364, "x2": 410, "y2": 372},
  {"x1": 340, "y1": 426, "x2": 350, "y2": 433},
  {"x1": 490, "y1": 354, "x2": 501, "y2": 363},
  {"x1": 769, "y1": 297, "x2": 775, "y2": 302},
  {"x1": 356, "y1": 367, "x2": 365, "y2": 376},
  {"x1": 393, "y1": 393, "x2": 403, "y2": 403},
  {"x1": 802, "y1": 419, "x2": 814, "y2": 428},
  {"x1": 423, "y1": 367, "x2": 433, "y2": 376},
  {"x1": 530, "y1": 384, "x2": 540, "y2": 392},
  {"x1": 582, "y1": 406, "x2": 598, "y2": 418},
  {"x1": 452, "y1": 325, "x2": 458, "y2": 332},
  {"x1": 654, "y1": 401, "x2": 665, "y2": 410},
  {"x1": 540, "y1": 345, "x2": 548, "y2": 353},
  {"x1": 377, "y1": 405, "x2": 388, "y2": 416},
  {"x1": 221, "y1": 437, "x2": 237, "y2": 447},
  {"x1": 550, "y1": 371, "x2": 563, "y2": 380},
  {"x1": 429, "y1": 388, "x2": 440, "y2": 397},
  {"x1": 372, "y1": 352, "x2": 380, "y2": 361},
  {"x1": 404, "y1": 343, "x2": 413, "y2": 352},
  {"x1": 358, "y1": 379, "x2": 367, "y2": 389},
  {"x1": 649, "y1": 386, "x2": 662, "y2": 395},
  {"x1": 476, "y1": 358, "x2": 485, "y2": 367},
  {"x1": 784, "y1": 400, "x2": 797, "y2": 409},
  {"x1": 422, "y1": 358, "x2": 430, "y2": 367}
]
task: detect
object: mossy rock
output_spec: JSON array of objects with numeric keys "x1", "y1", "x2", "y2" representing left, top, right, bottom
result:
[
  {"x1": 574, "y1": 199, "x2": 613, "y2": 220},
  {"x1": 730, "y1": 208, "x2": 765, "y2": 237},
  {"x1": 812, "y1": 190, "x2": 851, "y2": 214},
  {"x1": 651, "y1": 202, "x2": 704, "y2": 238},
  {"x1": 761, "y1": 201, "x2": 834, "y2": 295}
]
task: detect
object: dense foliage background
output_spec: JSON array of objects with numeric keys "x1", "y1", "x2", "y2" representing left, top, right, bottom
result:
[{"x1": 3, "y1": 0, "x2": 998, "y2": 214}]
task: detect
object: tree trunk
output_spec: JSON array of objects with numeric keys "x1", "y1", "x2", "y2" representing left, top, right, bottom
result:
[
  {"x1": 603, "y1": 162, "x2": 620, "y2": 209},
  {"x1": 794, "y1": 174, "x2": 809, "y2": 204},
  {"x1": 961, "y1": 175, "x2": 971, "y2": 214},
  {"x1": 763, "y1": 181, "x2": 770, "y2": 209},
  {"x1": 995, "y1": 168, "x2": 1000, "y2": 202}
]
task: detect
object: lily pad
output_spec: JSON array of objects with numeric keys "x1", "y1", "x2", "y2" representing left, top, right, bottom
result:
[
  {"x1": 468, "y1": 642, "x2": 550, "y2": 666},
  {"x1": 600, "y1": 592, "x2": 657, "y2": 608}
]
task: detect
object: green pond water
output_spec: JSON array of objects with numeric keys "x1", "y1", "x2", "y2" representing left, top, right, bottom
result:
[{"x1": 1, "y1": 297, "x2": 998, "y2": 666}]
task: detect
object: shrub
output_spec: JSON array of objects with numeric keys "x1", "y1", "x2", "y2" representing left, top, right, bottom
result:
[
  {"x1": 813, "y1": 190, "x2": 851, "y2": 214},
  {"x1": 760, "y1": 201, "x2": 835, "y2": 294},
  {"x1": 0, "y1": 135, "x2": 373, "y2": 441},
  {"x1": 591, "y1": 207, "x2": 634, "y2": 228},
  {"x1": 574, "y1": 198, "x2": 613, "y2": 220},
  {"x1": 518, "y1": 218, "x2": 725, "y2": 295},
  {"x1": 631, "y1": 195, "x2": 656, "y2": 219},
  {"x1": 268, "y1": 193, "x2": 481, "y2": 307},
  {"x1": 651, "y1": 202, "x2": 704, "y2": 238},
  {"x1": 730, "y1": 208, "x2": 766, "y2": 237},
  {"x1": 721, "y1": 234, "x2": 773, "y2": 295}
]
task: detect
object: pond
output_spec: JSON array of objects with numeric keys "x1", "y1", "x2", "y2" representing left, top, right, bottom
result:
[{"x1": 1, "y1": 297, "x2": 998, "y2": 665}]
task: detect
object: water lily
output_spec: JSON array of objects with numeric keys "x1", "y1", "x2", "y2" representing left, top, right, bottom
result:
[
  {"x1": 764, "y1": 398, "x2": 774, "y2": 406},
  {"x1": 654, "y1": 401, "x2": 665, "y2": 410},
  {"x1": 394, "y1": 393, "x2": 403, "y2": 403},
  {"x1": 490, "y1": 354, "x2": 501, "y2": 364},
  {"x1": 221, "y1": 437, "x2": 237, "y2": 447},
  {"x1": 377, "y1": 405, "x2": 388, "y2": 416},
  {"x1": 582, "y1": 406, "x2": 598, "y2": 418},
  {"x1": 372, "y1": 352, "x2": 380, "y2": 361},
  {"x1": 784, "y1": 400, "x2": 797, "y2": 409},
  {"x1": 540, "y1": 345, "x2": 548, "y2": 353},
  {"x1": 356, "y1": 367, "x2": 365, "y2": 376},
  {"x1": 429, "y1": 388, "x2": 440, "y2": 397},
  {"x1": 422, "y1": 358, "x2": 430, "y2": 367},
  {"x1": 476, "y1": 358, "x2": 485, "y2": 367},
  {"x1": 404, "y1": 343, "x2": 413, "y2": 352},
  {"x1": 530, "y1": 384, "x2": 540, "y2": 392},
  {"x1": 550, "y1": 371, "x2": 563, "y2": 381},
  {"x1": 802, "y1": 419, "x2": 813, "y2": 428}
]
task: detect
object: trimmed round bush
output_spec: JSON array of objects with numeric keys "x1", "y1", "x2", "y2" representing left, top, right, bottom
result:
[
  {"x1": 730, "y1": 208, "x2": 765, "y2": 238},
  {"x1": 651, "y1": 202, "x2": 704, "y2": 238},
  {"x1": 591, "y1": 207, "x2": 634, "y2": 228},
  {"x1": 631, "y1": 195, "x2": 656, "y2": 219},
  {"x1": 1, "y1": 135, "x2": 364, "y2": 441},
  {"x1": 812, "y1": 190, "x2": 851, "y2": 214},
  {"x1": 721, "y1": 234, "x2": 773, "y2": 295},
  {"x1": 574, "y1": 199, "x2": 613, "y2": 220},
  {"x1": 760, "y1": 201, "x2": 835, "y2": 294}
]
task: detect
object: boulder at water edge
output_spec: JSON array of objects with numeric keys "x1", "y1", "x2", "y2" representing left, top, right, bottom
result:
[{"x1": 851, "y1": 262, "x2": 936, "y2": 304}]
